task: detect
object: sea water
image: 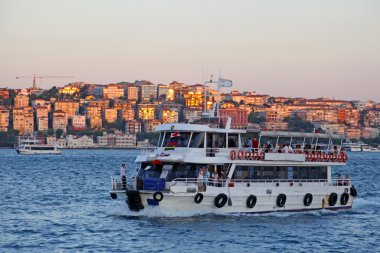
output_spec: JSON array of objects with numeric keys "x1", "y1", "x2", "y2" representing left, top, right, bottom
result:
[{"x1": 0, "y1": 149, "x2": 379, "y2": 252}]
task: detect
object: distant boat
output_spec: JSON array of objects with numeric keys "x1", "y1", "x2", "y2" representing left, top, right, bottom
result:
[{"x1": 16, "y1": 137, "x2": 61, "y2": 155}]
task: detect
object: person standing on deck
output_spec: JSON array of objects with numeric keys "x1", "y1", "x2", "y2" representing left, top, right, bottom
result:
[
  {"x1": 120, "y1": 163, "x2": 126, "y2": 189},
  {"x1": 248, "y1": 138, "x2": 253, "y2": 152},
  {"x1": 204, "y1": 166, "x2": 210, "y2": 189}
]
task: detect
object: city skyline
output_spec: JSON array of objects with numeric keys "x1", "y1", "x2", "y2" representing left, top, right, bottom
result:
[{"x1": 1, "y1": 0, "x2": 380, "y2": 101}]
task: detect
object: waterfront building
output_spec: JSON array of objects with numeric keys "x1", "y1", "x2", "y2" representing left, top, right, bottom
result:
[
  {"x1": 143, "y1": 119, "x2": 162, "y2": 132},
  {"x1": 313, "y1": 122, "x2": 345, "y2": 135},
  {"x1": 66, "y1": 135, "x2": 94, "y2": 148},
  {"x1": 14, "y1": 94, "x2": 29, "y2": 108},
  {"x1": 219, "y1": 108, "x2": 248, "y2": 129},
  {"x1": 12, "y1": 107, "x2": 34, "y2": 134},
  {"x1": 160, "y1": 108, "x2": 179, "y2": 123},
  {"x1": 0, "y1": 88, "x2": 10, "y2": 100},
  {"x1": 86, "y1": 100, "x2": 109, "y2": 110},
  {"x1": 182, "y1": 107, "x2": 202, "y2": 121},
  {"x1": 138, "y1": 104, "x2": 156, "y2": 120},
  {"x1": 59, "y1": 85, "x2": 80, "y2": 95},
  {"x1": 86, "y1": 106, "x2": 102, "y2": 129},
  {"x1": 0, "y1": 107, "x2": 10, "y2": 131},
  {"x1": 32, "y1": 99, "x2": 51, "y2": 111},
  {"x1": 97, "y1": 133, "x2": 136, "y2": 148},
  {"x1": 104, "y1": 108, "x2": 118, "y2": 123},
  {"x1": 53, "y1": 110, "x2": 68, "y2": 131},
  {"x1": 125, "y1": 120, "x2": 141, "y2": 134},
  {"x1": 140, "y1": 82, "x2": 157, "y2": 102},
  {"x1": 72, "y1": 115, "x2": 86, "y2": 130},
  {"x1": 37, "y1": 117, "x2": 49, "y2": 131},
  {"x1": 35, "y1": 106, "x2": 49, "y2": 119},
  {"x1": 157, "y1": 84, "x2": 169, "y2": 100},
  {"x1": 245, "y1": 94, "x2": 269, "y2": 106},
  {"x1": 364, "y1": 110, "x2": 380, "y2": 127},
  {"x1": 54, "y1": 101, "x2": 79, "y2": 119},
  {"x1": 345, "y1": 127, "x2": 361, "y2": 140},
  {"x1": 103, "y1": 84, "x2": 124, "y2": 100},
  {"x1": 125, "y1": 85, "x2": 139, "y2": 101},
  {"x1": 263, "y1": 121, "x2": 289, "y2": 131},
  {"x1": 361, "y1": 127, "x2": 380, "y2": 139}
]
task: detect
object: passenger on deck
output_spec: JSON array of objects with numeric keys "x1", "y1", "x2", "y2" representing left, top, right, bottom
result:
[
  {"x1": 337, "y1": 174, "x2": 343, "y2": 186},
  {"x1": 295, "y1": 144, "x2": 302, "y2": 153},
  {"x1": 344, "y1": 175, "x2": 350, "y2": 186},
  {"x1": 211, "y1": 167, "x2": 219, "y2": 186},
  {"x1": 333, "y1": 146, "x2": 338, "y2": 154},
  {"x1": 253, "y1": 138, "x2": 259, "y2": 151},
  {"x1": 198, "y1": 167, "x2": 204, "y2": 192},
  {"x1": 247, "y1": 138, "x2": 253, "y2": 152},
  {"x1": 204, "y1": 166, "x2": 210, "y2": 188},
  {"x1": 120, "y1": 163, "x2": 126, "y2": 189}
]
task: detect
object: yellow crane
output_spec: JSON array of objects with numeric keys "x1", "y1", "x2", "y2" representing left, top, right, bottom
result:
[{"x1": 16, "y1": 74, "x2": 74, "y2": 90}]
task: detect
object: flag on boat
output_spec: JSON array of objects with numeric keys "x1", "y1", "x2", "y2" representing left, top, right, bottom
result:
[
  {"x1": 170, "y1": 131, "x2": 180, "y2": 138},
  {"x1": 218, "y1": 77, "x2": 233, "y2": 87}
]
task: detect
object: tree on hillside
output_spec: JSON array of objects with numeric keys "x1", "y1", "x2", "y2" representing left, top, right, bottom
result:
[
  {"x1": 284, "y1": 116, "x2": 314, "y2": 132},
  {"x1": 248, "y1": 112, "x2": 266, "y2": 124}
]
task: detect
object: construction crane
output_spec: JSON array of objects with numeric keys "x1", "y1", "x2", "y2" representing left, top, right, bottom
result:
[{"x1": 16, "y1": 74, "x2": 74, "y2": 90}]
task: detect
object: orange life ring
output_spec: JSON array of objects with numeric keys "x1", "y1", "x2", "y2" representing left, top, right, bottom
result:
[
  {"x1": 237, "y1": 150, "x2": 244, "y2": 160},
  {"x1": 230, "y1": 150, "x2": 236, "y2": 160},
  {"x1": 245, "y1": 151, "x2": 251, "y2": 160}
]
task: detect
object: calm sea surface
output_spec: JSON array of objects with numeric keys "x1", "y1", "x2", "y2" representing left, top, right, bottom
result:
[{"x1": 0, "y1": 149, "x2": 379, "y2": 252}]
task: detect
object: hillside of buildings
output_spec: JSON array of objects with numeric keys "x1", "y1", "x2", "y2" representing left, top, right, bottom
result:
[{"x1": 1, "y1": 80, "x2": 380, "y2": 147}]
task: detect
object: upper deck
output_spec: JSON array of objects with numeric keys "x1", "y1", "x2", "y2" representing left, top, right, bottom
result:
[{"x1": 137, "y1": 123, "x2": 347, "y2": 166}]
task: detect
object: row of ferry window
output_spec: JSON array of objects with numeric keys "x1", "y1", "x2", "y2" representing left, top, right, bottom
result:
[
  {"x1": 158, "y1": 132, "x2": 240, "y2": 148},
  {"x1": 232, "y1": 166, "x2": 328, "y2": 180},
  {"x1": 138, "y1": 162, "x2": 328, "y2": 181}
]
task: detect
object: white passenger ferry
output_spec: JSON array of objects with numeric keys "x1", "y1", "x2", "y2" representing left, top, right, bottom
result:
[
  {"x1": 110, "y1": 119, "x2": 357, "y2": 214},
  {"x1": 16, "y1": 137, "x2": 61, "y2": 155}
]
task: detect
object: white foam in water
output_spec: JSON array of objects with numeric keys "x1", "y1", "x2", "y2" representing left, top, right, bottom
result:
[{"x1": 353, "y1": 197, "x2": 380, "y2": 209}]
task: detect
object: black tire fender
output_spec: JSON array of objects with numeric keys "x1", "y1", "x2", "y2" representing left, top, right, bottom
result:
[
  {"x1": 328, "y1": 192, "x2": 338, "y2": 206},
  {"x1": 214, "y1": 193, "x2": 228, "y2": 208},
  {"x1": 303, "y1": 193, "x2": 313, "y2": 206},
  {"x1": 340, "y1": 192, "x2": 349, "y2": 205},
  {"x1": 194, "y1": 193, "x2": 203, "y2": 204},
  {"x1": 246, "y1": 195, "x2": 257, "y2": 208},
  {"x1": 153, "y1": 191, "x2": 164, "y2": 202},
  {"x1": 276, "y1": 194, "x2": 287, "y2": 207}
]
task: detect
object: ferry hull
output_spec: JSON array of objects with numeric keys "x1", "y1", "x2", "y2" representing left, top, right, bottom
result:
[
  {"x1": 16, "y1": 149, "x2": 61, "y2": 155},
  {"x1": 112, "y1": 186, "x2": 354, "y2": 214}
]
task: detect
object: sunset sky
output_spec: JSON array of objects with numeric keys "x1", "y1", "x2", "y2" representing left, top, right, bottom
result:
[{"x1": 1, "y1": 0, "x2": 379, "y2": 101}]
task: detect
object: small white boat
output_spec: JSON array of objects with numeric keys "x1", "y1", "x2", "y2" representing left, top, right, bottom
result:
[{"x1": 16, "y1": 137, "x2": 61, "y2": 155}]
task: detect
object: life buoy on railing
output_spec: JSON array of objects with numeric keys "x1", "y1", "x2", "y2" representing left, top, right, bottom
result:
[
  {"x1": 337, "y1": 155, "x2": 342, "y2": 162},
  {"x1": 237, "y1": 150, "x2": 244, "y2": 160},
  {"x1": 230, "y1": 150, "x2": 236, "y2": 160},
  {"x1": 332, "y1": 154, "x2": 337, "y2": 162},
  {"x1": 253, "y1": 152, "x2": 258, "y2": 160},
  {"x1": 259, "y1": 151, "x2": 264, "y2": 160},
  {"x1": 245, "y1": 151, "x2": 251, "y2": 160}
]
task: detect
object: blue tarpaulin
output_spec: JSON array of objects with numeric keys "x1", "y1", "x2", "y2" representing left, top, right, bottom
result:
[{"x1": 143, "y1": 178, "x2": 166, "y2": 191}]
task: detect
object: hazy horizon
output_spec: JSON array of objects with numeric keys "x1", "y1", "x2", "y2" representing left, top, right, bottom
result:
[{"x1": 1, "y1": 0, "x2": 379, "y2": 101}]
